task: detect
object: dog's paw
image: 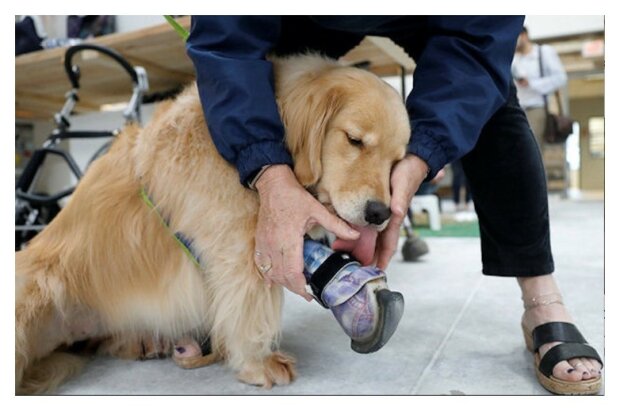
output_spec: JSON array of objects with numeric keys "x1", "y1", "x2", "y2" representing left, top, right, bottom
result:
[
  {"x1": 237, "y1": 351, "x2": 296, "y2": 389},
  {"x1": 98, "y1": 335, "x2": 172, "y2": 360}
]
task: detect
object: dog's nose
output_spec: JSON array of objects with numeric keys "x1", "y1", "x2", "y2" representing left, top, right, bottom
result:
[{"x1": 364, "y1": 201, "x2": 391, "y2": 225}]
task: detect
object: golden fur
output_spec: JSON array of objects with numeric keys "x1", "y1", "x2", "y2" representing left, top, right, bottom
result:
[{"x1": 15, "y1": 54, "x2": 411, "y2": 394}]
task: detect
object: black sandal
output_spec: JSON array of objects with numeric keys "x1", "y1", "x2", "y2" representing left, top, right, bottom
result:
[{"x1": 521, "y1": 293, "x2": 603, "y2": 395}]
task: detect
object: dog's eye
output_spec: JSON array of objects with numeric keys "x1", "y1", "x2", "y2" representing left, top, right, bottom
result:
[{"x1": 346, "y1": 134, "x2": 363, "y2": 148}]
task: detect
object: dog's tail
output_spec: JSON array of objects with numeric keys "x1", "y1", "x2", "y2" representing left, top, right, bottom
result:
[{"x1": 18, "y1": 352, "x2": 87, "y2": 395}]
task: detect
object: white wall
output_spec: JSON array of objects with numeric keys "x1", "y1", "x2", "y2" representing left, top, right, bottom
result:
[
  {"x1": 115, "y1": 16, "x2": 167, "y2": 33},
  {"x1": 383, "y1": 75, "x2": 414, "y2": 101},
  {"x1": 524, "y1": 15, "x2": 604, "y2": 39}
]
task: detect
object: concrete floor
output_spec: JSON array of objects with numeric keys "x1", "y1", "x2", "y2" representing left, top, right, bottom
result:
[{"x1": 56, "y1": 195, "x2": 604, "y2": 395}]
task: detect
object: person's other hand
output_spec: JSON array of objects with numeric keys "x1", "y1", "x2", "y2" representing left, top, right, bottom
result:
[
  {"x1": 375, "y1": 154, "x2": 429, "y2": 270},
  {"x1": 254, "y1": 165, "x2": 360, "y2": 300}
]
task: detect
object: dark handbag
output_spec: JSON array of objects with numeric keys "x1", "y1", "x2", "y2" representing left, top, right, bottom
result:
[
  {"x1": 544, "y1": 109, "x2": 574, "y2": 144},
  {"x1": 538, "y1": 45, "x2": 573, "y2": 144}
]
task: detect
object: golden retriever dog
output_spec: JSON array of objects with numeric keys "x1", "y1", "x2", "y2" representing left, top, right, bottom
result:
[{"x1": 15, "y1": 53, "x2": 411, "y2": 394}]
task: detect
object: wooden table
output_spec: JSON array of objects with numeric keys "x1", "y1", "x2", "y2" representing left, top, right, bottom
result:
[{"x1": 15, "y1": 16, "x2": 415, "y2": 120}]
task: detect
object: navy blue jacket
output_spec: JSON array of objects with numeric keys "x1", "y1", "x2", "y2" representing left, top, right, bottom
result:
[{"x1": 186, "y1": 16, "x2": 524, "y2": 186}]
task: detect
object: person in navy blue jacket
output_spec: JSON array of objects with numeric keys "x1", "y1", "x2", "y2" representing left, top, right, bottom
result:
[{"x1": 186, "y1": 16, "x2": 602, "y2": 393}]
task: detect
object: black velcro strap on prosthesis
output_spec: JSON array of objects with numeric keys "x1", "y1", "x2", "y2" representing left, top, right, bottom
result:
[{"x1": 309, "y1": 251, "x2": 355, "y2": 308}]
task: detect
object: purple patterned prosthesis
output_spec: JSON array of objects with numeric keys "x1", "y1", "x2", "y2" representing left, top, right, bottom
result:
[{"x1": 303, "y1": 239, "x2": 387, "y2": 341}]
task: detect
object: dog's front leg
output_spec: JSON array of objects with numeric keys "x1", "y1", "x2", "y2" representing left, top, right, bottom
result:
[{"x1": 208, "y1": 260, "x2": 296, "y2": 389}]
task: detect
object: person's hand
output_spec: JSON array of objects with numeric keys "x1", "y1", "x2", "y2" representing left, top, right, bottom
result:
[
  {"x1": 517, "y1": 77, "x2": 529, "y2": 87},
  {"x1": 430, "y1": 167, "x2": 446, "y2": 184},
  {"x1": 254, "y1": 165, "x2": 360, "y2": 300},
  {"x1": 375, "y1": 154, "x2": 430, "y2": 270}
]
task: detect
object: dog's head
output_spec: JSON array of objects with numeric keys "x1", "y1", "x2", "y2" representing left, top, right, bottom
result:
[{"x1": 277, "y1": 57, "x2": 410, "y2": 232}]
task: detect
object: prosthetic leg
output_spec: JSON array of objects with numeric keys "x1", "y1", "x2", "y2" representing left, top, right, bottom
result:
[
  {"x1": 303, "y1": 239, "x2": 404, "y2": 353},
  {"x1": 401, "y1": 207, "x2": 429, "y2": 262}
]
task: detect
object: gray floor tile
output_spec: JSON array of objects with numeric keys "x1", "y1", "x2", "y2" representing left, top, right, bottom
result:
[{"x1": 411, "y1": 197, "x2": 605, "y2": 396}]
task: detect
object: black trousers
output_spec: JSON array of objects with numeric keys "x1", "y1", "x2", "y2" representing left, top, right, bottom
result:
[{"x1": 273, "y1": 17, "x2": 555, "y2": 278}]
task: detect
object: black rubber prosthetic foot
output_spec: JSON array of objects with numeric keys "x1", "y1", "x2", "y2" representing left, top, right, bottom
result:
[{"x1": 351, "y1": 289, "x2": 405, "y2": 354}]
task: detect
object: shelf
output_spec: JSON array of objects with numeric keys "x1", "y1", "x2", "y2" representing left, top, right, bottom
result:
[
  {"x1": 15, "y1": 16, "x2": 415, "y2": 120},
  {"x1": 16, "y1": 16, "x2": 194, "y2": 120}
]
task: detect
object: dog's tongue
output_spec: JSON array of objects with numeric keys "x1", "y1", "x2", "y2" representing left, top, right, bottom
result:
[{"x1": 332, "y1": 225, "x2": 378, "y2": 266}]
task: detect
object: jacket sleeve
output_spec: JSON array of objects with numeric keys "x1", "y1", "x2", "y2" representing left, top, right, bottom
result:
[
  {"x1": 406, "y1": 16, "x2": 525, "y2": 179},
  {"x1": 186, "y1": 16, "x2": 293, "y2": 186}
]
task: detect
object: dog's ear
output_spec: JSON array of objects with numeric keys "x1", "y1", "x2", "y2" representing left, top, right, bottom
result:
[{"x1": 281, "y1": 77, "x2": 345, "y2": 187}]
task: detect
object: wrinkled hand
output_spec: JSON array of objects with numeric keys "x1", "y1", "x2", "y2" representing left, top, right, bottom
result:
[
  {"x1": 375, "y1": 155, "x2": 430, "y2": 270},
  {"x1": 255, "y1": 165, "x2": 360, "y2": 300}
]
